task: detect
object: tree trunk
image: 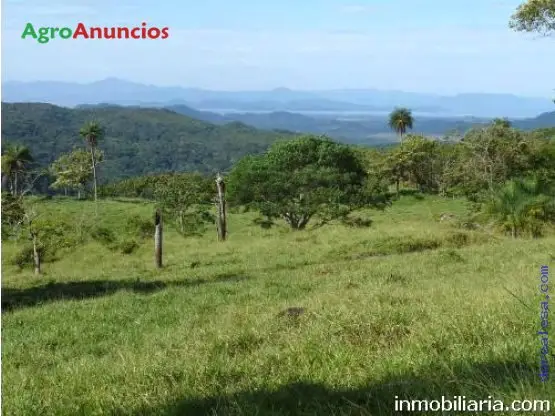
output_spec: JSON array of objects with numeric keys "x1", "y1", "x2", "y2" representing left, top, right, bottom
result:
[
  {"x1": 14, "y1": 172, "x2": 18, "y2": 196},
  {"x1": 1, "y1": 174, "x2": 10, "y2": 192},
  {"x1": 32, "y1": 233, "x2": 41, "y2": 275},
  {"x1": 179, "y1": 211, "x2": 184, "y2": 234},
  {"x1": 90, "y1": 147, "x2": 98, "y2": 204},
  {"x1": 298, "y1": 214, "x2": 310, "y2": 230},
  {"x1": 215, "y1": 174, "x2": 227, "y2": 241},
  {"x1": 154, "y1": 209, "x2": 163, "y2": 268},
  {"x1": 396, "y1": 178, "x2": 400, "y2": 196}
]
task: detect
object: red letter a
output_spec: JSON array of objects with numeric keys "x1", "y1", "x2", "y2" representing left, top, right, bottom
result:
[{"x1": 73, "y1": 23, "x2": 89, "y2": 39}]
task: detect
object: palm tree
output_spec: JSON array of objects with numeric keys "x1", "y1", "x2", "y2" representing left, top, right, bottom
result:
[
  {"x1": 1, "y1": 144, "x2": 34, "y2": 196},
  {"x1": 388, "y1": 108, "x2": 414, "y2": 141},
  {"x1": 79, "y1": 121, "x2": 103, "y2": 203}
]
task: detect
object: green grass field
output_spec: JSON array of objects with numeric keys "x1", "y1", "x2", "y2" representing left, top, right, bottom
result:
[{"x1": 2, "y1": 195, "x2": 554, "y2": 415}]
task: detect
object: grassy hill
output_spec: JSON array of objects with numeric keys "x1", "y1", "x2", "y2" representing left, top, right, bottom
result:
[
  {"x1": 2, "y1": 195, "x2": 553, "y2": 415},
  {"x1": 1, "y1": 103, "x2": 293, "y2": 182}
]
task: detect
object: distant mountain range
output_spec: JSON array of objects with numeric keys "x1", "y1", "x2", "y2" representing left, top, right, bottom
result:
[{"x1": 3, "y1": 78, "x2": 554, "y2": 118}]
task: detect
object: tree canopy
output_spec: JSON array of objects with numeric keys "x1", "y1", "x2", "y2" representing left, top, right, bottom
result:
[
  {"x1": 227, "y1": 135, "x2": 385, "y2": 229},
  {"x1": 49, "y1": 149, "x2": 103, "y2": 198},
  {"x1": 1, "y1": 144, "x2": 34, "y2": 195},
  {"x1": 510, "y1": 0, "x2": 555, "y2": 36},
  {"x1": 388, "y1": 108, "x2": 414, "y2": 139}
]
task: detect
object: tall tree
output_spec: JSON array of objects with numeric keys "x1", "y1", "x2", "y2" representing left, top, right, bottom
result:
[
  {"x1": 451, "y1": 124, "x2": 532, "y2": 198},
  {"x1": 49, "y1": 149, "x2": 103, "y2": 199},
  {"x1": 397, "y1": 135, "x2": 442, "y2": 193},
  {"x1": 79, "y1": 121, "x2": 103, "y2": 203},
  {"x1": 388, "y1": 108, "x2": 414, "y2": 141},
  {"x1": 227, "y1": 135, "x2": 388, "y2": 230},
  {"x1": 509, "y1": 0, "x2": 555, "y2": 36},
  {"x1": 153, "y1": 173, "x2": 214, "y2": 236},
  {"x1": 1, "y1": 144, "x2": 34, "y2": 196}
]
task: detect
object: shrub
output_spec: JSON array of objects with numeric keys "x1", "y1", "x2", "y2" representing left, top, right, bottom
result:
[
  {"x1": 444, "y1": 232, "x2": 469, "y2": 247},
  {"x1": 342, "y1": 216, "x2": 373, "y2": 228},
  {"x1": 119, "y1": 239, "x2": 139, "y2": 255},
  {"x1": 373, "y1": 236, "x2": 441, "y2": 255},
  {"x1": 90, "y1": 225, "x2": 117, "y2": 246},
  {"x1": 125, "y1": 215, "x2": 153, "y2": 240},
  {"x1": 1, "y1": 192, "x2": 25, "y2": 238},
  {"x1": 11, "y1": 243, "x2": 47, "y2": 269}
]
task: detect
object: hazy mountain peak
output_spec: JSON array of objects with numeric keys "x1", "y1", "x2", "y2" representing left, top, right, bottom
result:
[{"x1": 2, "y1": 79, "x2": 553, "y2": 117}]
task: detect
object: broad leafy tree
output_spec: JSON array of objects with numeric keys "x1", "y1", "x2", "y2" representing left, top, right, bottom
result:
[
  {"x1": 153, "y1": 173, "x2": 215, "y2": 236},
  {"x1": 50, "y1": 149, "x2": 103, "y2": 198},
  {"x1": 227, "y1": 135, "x2": 385, "y2": 230},
  {"x1": 510, "y1": 0, "x2": 555, "y2": 36},
  {"x1": 398, "y1": 135, "x2": 442, "y2": 193},
  {"x1": 510, "y1": 0, "x2": 555, "y2": 103},
  {"x1": 450, "y1": 122, "x2": 533, "y2": 198}
]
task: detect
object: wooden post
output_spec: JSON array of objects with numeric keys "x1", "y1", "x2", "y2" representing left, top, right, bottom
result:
[
  {"x1": 31, "y1": 232, "x2": 41, "y2": 275},
  {"x1": 154, "y1": 209, "x2": 163, "y2": 268},
  {"x1": 215, "y1": 173, "x2": 227, "y2": 241}
]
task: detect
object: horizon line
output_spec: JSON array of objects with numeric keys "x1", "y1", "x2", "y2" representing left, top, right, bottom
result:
[{"x1": 1, "y1": 77, "x2": 553, "y2": 100}]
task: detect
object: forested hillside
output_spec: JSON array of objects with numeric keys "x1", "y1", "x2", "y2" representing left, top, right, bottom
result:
[{"x1": 1, "y1": 103, "x2": 293, "y2": 182}]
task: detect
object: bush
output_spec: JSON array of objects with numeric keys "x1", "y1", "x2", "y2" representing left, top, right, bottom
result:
[
  {"x1": 90, "y1": 225, "x2": 117, "y2": 245},
  {"x1": 23, "y1": 217, "x2": 82, "y2": 254},
  {"x1": 119, "y1": 239, "x2": 139, "y2": 255},
  {"x1": 439, "y1": 249, "x2": 465, "y2": 263},
  {"x1": 89, "y1": 218, "x2": 149, "y2": 254},
  {"x1": 1, "y1": 192, "x2": 25, "y2": 238},
  {"x1": 341, "y1": 216, "x2": 373, "y2": 228},
  {"x1": 444, "y1": 232, "x2": 469, "y2": 247},
  {"x1": 125, "y1": 215, "x2": 153, "y2": 240},
  {"x1": 11, "y1": 244, "x2": 47, "y2": 269}
]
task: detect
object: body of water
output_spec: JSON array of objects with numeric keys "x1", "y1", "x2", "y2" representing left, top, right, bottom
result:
[{"x1": 201, "y1": 109, "x2": 480, "y2": 120}]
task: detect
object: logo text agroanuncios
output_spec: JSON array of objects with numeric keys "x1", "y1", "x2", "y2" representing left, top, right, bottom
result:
[{"x1": 21, "y1": 22, "x2": 169, "y2": 44}]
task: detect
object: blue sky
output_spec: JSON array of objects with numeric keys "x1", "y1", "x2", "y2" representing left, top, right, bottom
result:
[{"x1": 2, "y1": 0, "x2": 553, "y2": 96}]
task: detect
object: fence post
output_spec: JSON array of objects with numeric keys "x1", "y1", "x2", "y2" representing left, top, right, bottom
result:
[
  {"x1": 154, "y1": 208, "x2": 163, "y2": 268},
  {"x1": 32, "y1": 232, "x2": 41, "y2": 275},
  {"x1": 215, "y1": 174, "x2": 227, "y2": 241}
]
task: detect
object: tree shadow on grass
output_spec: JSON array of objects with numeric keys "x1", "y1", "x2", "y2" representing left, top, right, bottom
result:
[
  {"x1": 1, "y1": 272, "x2": 248, "y2": 313},
  {"x1": 133, "y1": 360, "x2": 546, "y2": 415}
]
